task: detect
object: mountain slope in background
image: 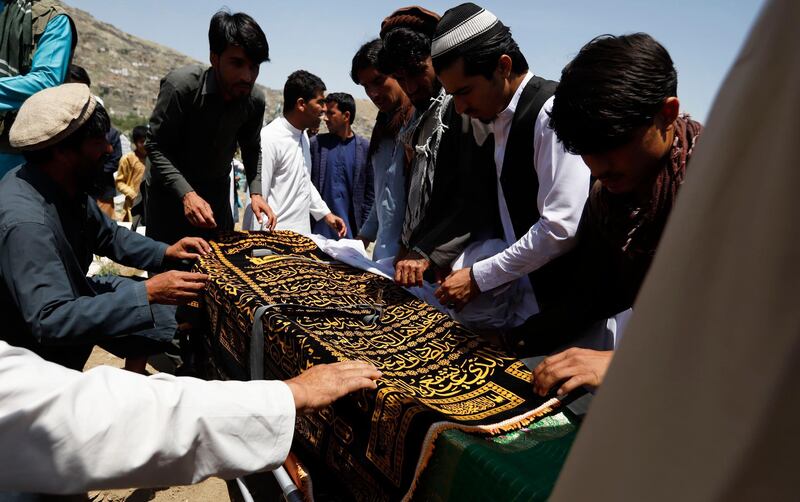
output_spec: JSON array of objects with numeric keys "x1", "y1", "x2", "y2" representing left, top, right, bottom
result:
[{"x1": 60, "y1": 1, "x2": 377, "y2": 137}]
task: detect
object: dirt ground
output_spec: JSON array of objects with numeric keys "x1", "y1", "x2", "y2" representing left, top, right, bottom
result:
[{"x1": 83, "y1": 347, "x2": 231, "y2": 502}]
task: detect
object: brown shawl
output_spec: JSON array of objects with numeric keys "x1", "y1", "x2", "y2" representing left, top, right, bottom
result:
[{"x1": 590, "y1": 115, "x2": 703, "y2": 258}]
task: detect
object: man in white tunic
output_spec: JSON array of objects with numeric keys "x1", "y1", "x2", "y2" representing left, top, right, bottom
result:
[
  {"x1": 244, "y1": 70, "x2": 346, "y2": 237},
  {"x1": 0, "y1": 339, "x2": 380, "y2": 494},
  {"x1": 432, "y1": 3, "x2": 590, "y2": 348}
]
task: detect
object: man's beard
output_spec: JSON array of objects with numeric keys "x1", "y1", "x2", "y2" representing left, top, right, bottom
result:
[
  {"x1": 214, "y1": 67, "x2": 252, "y2": 101},
  {"x1": 412, "y1": 79, "x2": 441, "y2": 111},
  {"x1": 79, "y1": 158, "x2": 108, "y2": 193}
]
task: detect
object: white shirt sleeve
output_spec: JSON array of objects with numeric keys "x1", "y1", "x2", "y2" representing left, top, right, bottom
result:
[
  {"x1": 308, "y1": 181, "x2": 332, "y2": 221},
  {"x1": 472, "y1": 97, "x2": 590, "y2": 292},
  {"x1": 0, "y1": 341, "x2": 295, "y2": 494},
  {"x1": 259, "y1": 129, "x2": 278, "y2": 205}
]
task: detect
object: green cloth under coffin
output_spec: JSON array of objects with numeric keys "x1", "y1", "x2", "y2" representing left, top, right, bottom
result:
[
  {"x1": 196, "y1": 231, "x2": 566, "y2": 500},
  {"x1": 414, "y1": 411, "x2": 579, "y2": 502}
]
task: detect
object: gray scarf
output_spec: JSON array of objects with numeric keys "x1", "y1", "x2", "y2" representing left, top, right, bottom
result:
[{"x1": 401, "y1": 88, "x2": 451, "y2": 247}]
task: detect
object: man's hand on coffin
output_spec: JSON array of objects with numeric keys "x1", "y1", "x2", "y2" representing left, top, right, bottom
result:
[
  {"x1": 394, "y1": 251, "x2": 430, "y2": 287},
  {"x1": 532, "y1": 348, "x2": 613, "y2": 397},
  {"x1": 145, "y1": 270, "x2": 209, "y2": 305},
  {"x1": 285, "y1": 361, "x2": 382, "y2": 414},
  {"x1": 165, "y1": 237, "x2": 211, "y2": 262},
  {"x1": 182, "y1": 191, "x2": 217, "y2": 228},
  {"x1": 250, "y1": 194, "x2": 277, "y2": 232},
  {"x1": 435, "y1": 267, "x2": 479, "y2": 311},
  {"x1": 324, "y1": 213, "x2": 348, "y2": 238}
]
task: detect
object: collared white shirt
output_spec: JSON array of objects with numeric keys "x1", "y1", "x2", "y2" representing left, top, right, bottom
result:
[
  {"x1": 244, "y1": 117, "x2": 330, "y2": 234},
  {"x1": 0, "y1": 340, "x2": 295, "y2": 494},
  {"x1": 471, "y1": 72, "x2": 590, "y2": 299}
]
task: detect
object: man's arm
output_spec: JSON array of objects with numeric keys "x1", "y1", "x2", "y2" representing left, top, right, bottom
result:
[
  {"x1": 308, "y1": 180, "x2": 333, "y2": 221},
  {"x1": 0, "y1": 341, "x2": 293, "y2": 493},
  {"x1": 89, "y1": 199, "x2": 169, "y2": 271},
  {"x1": 0, "y1": 341, "x2": 380, "y2": 494},
  {"x1": 145, "y1": 80, "x2": 193, "y2": 199},
  {"x1": 237, "y1": 97, "x2": 265, "y2": 196},
  {"x1": 471, "y1": 99, "x2": 590, "y2": 293},
  {"x1": 0, "y1": 15, "x2": 72, "y2": 111},
  {"x1": 0, "y1": 224, "x2": 157, "y2": 345}
]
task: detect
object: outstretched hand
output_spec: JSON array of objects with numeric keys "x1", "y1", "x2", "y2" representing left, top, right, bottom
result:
[
  {"x1": 285, "y1": 360, "x2": 381, "y2": 414},
  {"x1": 394, "y1": 250, "x2": 430, "y2": 287},
  {"x1": 145, "y1": 270, "x2": 209, "y2": 305},
  {"x1": 251, "y1": 194, "x2": 277, "y2": 232},
  {"x1": 165, "y1": 236, "x2": 211, "y2": 262},
  {"x1": 434, "y1": 267, "x2": 479, "y2": 311},
  {"x1": 324, "y1": 213, "x2": 347, "y2": 238},
  {"x1": 532, "y1": 348, "x2": 613, "y2": 397},
  {"x1": 182, "y1": 191, "x2": 216, "y2": 229}
]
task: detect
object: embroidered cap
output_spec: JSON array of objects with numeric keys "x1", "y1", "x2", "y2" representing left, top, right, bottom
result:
[
  {"x1": 380, "y1": 5, "x2": 441, "y2": 38},
  {"x1": 9, "y1": 83, "x2": 97, "y2": 151},
  {"x1": 431, "y1": 2, "x2": 507, "y2": 61}
]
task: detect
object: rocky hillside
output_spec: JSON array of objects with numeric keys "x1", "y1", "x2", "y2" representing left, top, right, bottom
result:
[{"x1": 60, "y1": 1, "x2": 377, "y2": 137}]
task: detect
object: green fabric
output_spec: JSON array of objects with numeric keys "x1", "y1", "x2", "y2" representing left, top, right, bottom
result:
[{"x1": 414, "y1": 410, "x2": 580, "y2": 501}]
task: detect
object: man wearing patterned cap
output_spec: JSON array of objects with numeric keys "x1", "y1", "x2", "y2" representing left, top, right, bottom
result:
[
  {"x1": 378, "y1": 6, "x2": 496, "y2": 289},
  {"x1": 432, "y1": 3, "x2": 591, "y2": 352},
  {"x1": 0, "y1": 83, "x2": 212, "y2": 372},
  {"x1": 0, "y1": 0, "x2": 78, "y2": 178}
]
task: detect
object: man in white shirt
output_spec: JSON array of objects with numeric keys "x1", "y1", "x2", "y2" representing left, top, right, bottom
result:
[
  {"x1": 0, "y1": 339, "x2": 380, "y2": 494},
  {"x1": 244, "y1": 70, "x2": 346, "y2": 237},
  {"x1": 432, "y1": 4, "x2": 590, "y2": 346}
]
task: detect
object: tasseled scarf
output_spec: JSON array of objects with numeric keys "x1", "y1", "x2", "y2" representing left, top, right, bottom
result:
[
  {"x1": 591, "y1": 115, "x2": 703, "y2": 258},
  {"x1": 401, "y1": 88, "x2": 451, "y2": 246}
]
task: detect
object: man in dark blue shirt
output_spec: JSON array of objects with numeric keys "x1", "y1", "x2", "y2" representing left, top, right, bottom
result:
[
  {"x1": 309, "y1": 92, "x2": 373, "y2": 239},
  {"x1": 0, "y1": 84, "x2": 210, "y2": 372}
]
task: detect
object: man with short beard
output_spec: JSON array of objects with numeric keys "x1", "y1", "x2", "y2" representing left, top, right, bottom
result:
[
  {"x1": 0, "y1": 84, "x2": 212, "y2": 372},
  {"x1": 533, "y1": 33, "x2": 703, "y2": 397},
  {"x1": 145, "y1": 10, "x2": 275, "y2": 245},
  {"x1": 350, "y1": 38, "x2": 414, "y2": 260},
  {"x1": 378, "y1": 6, "x2": 496, "y2": 287},
  {"x1": 431, "y1": 3, "x2": 590, "y2": 340},
  {"x1": 244, "y1": 70, "x2": 347, "y2": 236},
  {"x1": 308, "y1": 92, "x2": 373, "y2": 240}
]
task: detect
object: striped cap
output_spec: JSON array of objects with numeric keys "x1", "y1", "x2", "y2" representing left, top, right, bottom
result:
[{"x1": 431, "y1": 3, "x2": 506, "y2": 60}]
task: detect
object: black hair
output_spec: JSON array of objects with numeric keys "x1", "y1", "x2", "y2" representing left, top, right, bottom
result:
[
  {"x1": 24, "y1": 102, "x2": 111, "y2": 164},
  {"x1": 208, "y1": 9, "x2": 270, "y2": 63},
  {"x1": 350, "y1": 38, "x2": 382, "y2": 85},
  {"x1": 325, "y1": 92, "x2": 356, "y2": 124},
  {"x1": 432, "y1": 29, "x2": 528, "y2": 79},
  {"x1": 283, "y1": 70, "x2": 326, "y2": 112},
  {"x1": 131, "y1": 125, "x2": 148, "y2": 144},
  {"x1": 377, "y1": 27, "x2": 431, "y2": 76},
  {"x1": 549, "y1": 33, "x2": 678, "y2": 155},
  {"x1": 67, "y1": 64, "x2": 91, "y2": 86}
]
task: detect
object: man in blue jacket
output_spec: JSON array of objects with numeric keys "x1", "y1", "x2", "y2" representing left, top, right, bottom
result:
[
  {"x1": 309, "y1": 92, "x2": 373, "y2": 239},
  {"x1": 0, "y1": 84, "x2": 210, "y2": 372}
]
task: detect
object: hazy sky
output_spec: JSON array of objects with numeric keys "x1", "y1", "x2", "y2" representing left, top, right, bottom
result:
[{"x1": 64, "y1": 0, "x2": 767, "y2": 122}]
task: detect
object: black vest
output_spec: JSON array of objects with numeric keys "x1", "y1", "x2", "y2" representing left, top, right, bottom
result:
[
  {"x1": 499, "y1": 75, "x2": 558, "y2": 238},
  {"x1": 499, "y1": 76, "x2": 576, "y2": 308}
]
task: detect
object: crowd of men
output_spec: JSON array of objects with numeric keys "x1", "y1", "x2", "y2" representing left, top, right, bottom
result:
[{"x1": 0, "y1": 0, "x2": 706, "y2": 495}]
